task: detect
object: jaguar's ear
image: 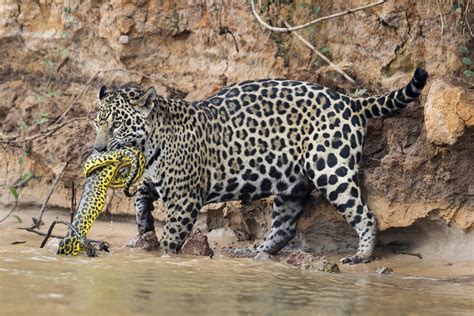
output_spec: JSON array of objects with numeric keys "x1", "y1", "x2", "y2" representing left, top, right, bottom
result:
[
  {"x1": 132, "y1": 87, "x2": 157, "y2": 117},
  {"x1": 99, "y1": 85, "x2": 108, "y2": 100}
]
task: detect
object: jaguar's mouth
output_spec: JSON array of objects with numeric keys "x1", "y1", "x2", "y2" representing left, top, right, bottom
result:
[{"x1": 107, "y1": 140, "x2": 127, "y2": 151}]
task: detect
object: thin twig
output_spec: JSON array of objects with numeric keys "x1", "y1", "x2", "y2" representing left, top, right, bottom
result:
[
  {"x1": 250, "y1": 0, "x2": 386, "y2": 32},
  {"x1": 56, "y1": 67, "x2": 179, "y2": 124},
  {"x1": 1, "y1": 67, "x2": 175, "y2": 146},
  {"x1": 100, "y1": 67, "x2": 176, "y2": 90},
  {"x1": 436, "y1": 0, "x2": 445, "y2": 37},
  {"x1": 0, "y1": 204, "x2": 19, "y2": 223},
  {"x1": 54, "y1": 71, "x2": 100, "y2": 124},
  {"x1": 21, "y1": 226, "x2": 106, "y2": 247},
  {"x1": 30, "y1": 88, "x2": 64, "y2": 114},
  {"x1": 0, "y1": 116, "x2": 90, "y2": 144},
  {"x1": 30, "y1": 162, "x2": 68, "y2": 229},
  {"x1": 464, "y1": 0, "x2": 473, "y2": 38},
  {"x1": 39, "y1": 221, "x2": 61, "y2": 248},
  {"x1": 394, "y1": 251, "x2": 423, "y2": 259},
  {"x1": 70, "y1": 181, "x2": 76, "y2": 224},
  {"x1": 23, "y1": 227, "x2": 64, "y2": 240},
  {"x1": 283, "y1": 21, "x2": 356, "y2": 84}
]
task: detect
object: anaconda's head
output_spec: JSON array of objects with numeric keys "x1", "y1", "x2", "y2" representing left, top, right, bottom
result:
[{"x1": 94, "y1": 85, "x2": 157, "y2": 152}]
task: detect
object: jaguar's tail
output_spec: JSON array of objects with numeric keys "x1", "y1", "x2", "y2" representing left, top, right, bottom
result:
[{"x1": 359, "y1": 68, "x2": 428, "y2": 118}]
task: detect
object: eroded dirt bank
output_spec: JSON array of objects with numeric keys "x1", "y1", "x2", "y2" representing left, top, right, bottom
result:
[{"x1": 1, "y1": 1, "x2": 473, "y2": 254}]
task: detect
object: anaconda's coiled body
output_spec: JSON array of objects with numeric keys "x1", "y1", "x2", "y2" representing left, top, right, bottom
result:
[{"x1": 57, "y1": 147, "x2": 145, "y2": 255}]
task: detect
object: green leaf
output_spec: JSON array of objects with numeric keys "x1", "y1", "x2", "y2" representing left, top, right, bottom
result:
[
  {"x1": 47, "y1": 90, "x2": 58, "y2": 97},
  {"x1": 64, "y1": 6, "x2": 73, "y2": 15},
  {"x1": 320, "y1": 47, "x2": 329, "y2": 54},
  {"x1": 307, "y1": 25, "x2": 315, "y2": 33},
  {"x1": 354, "y1": 88, "x2": 367, "y2": 96},
  {"x1": 21, "y1": 170, "x2": 33, "y2": 183},
  {"x1": 311, "y1": 6, "x2": 321, "y2": 14},
  {"x1": 313, "y1": 59, "x2": 323, "y2": 68},
  {"x1": 462, "y1": 57, "x2": 472, "y2": 66},
  {"x1": 9, "y1": 186, "x2": 18, "y2": 201},
  {"x1": 35, "y1": 117, "x2": 49, "y2": 125},
  {"x1": 298, "y1": 2, "x2": 309, "y2": 8},
  {"x1": 18, "y1": 155, "x2": 24, "y2": 165},
  {"x1": 459, "y1": 46, "x2": 469, "y2": 55},
  {"x1": 59, "y1": 48, "x2": 69, "y2": 56},
  {"x1": 464, "y1": 70, "x2": 474, "y2": 78},
  {"x1": 45, "y1": 59, "x2": 55, "y2": 68},
  {"x1": 34, "y1": 94, "x2": 42, "y2": 103},
  {"x1": 18, "y1": 119, "x2": 29, "y2": 130}
]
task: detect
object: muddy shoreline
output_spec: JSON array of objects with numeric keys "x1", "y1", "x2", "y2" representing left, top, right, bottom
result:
[{"x1": 1, "y1": 207, "x2": 472, "y2": 279}]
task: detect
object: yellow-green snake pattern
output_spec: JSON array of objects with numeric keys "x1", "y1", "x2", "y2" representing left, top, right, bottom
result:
[{"x1": 57, "y1": 147, "x2": 145, "y2": 255}]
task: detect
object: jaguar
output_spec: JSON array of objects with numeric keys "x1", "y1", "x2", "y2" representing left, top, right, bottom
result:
[{"x1": 94, "y1": 68, "x2": 428, "y2": 264}]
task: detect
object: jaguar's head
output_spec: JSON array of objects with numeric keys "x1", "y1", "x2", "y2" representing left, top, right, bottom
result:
[{"x1": 94, "y1": 85, "x2": 157, "y2": 152}]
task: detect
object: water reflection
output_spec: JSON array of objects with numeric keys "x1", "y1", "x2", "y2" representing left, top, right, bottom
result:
[{"x1": 1, "y1": 247, "x2": 473, "y2": 316}]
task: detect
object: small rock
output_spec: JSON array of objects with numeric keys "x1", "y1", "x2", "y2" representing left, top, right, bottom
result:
[
  {"x1": 118, "y1": 16, "x2": 135, "y2": 34},
  {"x1": 282, "y1": 250, "x2": 316, "y2": 266},
  {"x1": 376, "y1": 267, "x2": 394, "y2": 274},
  {"x1": 206, "y1": 227, "x2": 238, "y2": 247},
  {"x1": 254, "y1": 251, "x2": 274, "y2": 261},
  {"x1": 281, "y1": 251, "x2": 340, "y2": 273},
  {"x1": 302, "y1": 258, "x2": 340, "y2": 273},
  {"x1": 118, "y1": 35, "x2": 129, "y2": 44},
  {"x1": 126, "y1": 231, "x2": 160, "y2": 250},
  {"x1": 180, "y1": 230, "x2": 214, "y2": 257}
]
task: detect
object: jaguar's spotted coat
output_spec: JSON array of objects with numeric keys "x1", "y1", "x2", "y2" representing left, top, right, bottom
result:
[{"x1": 94, "y1": 68, "x2": 428, "y2": 264}]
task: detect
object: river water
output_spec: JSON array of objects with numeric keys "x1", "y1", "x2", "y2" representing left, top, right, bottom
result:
[
  {"x1": 1, "y1": 209, "x2": 474, "y2": 316},
  {"x1": 1, "y1": 243, "x2": 473, "y2": 316}
]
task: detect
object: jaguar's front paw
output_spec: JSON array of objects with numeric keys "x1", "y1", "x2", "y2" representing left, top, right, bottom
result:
[
  {"x1": 340, "y1": 254, "x2": 372, "y2": 265},
  {"x1": 126, "y1": 231, "x2": 160, "y2": 250}
]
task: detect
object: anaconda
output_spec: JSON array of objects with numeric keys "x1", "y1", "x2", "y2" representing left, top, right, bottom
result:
[{"x1": 57, "y1": 147, "x2": 145, "y2": 255}]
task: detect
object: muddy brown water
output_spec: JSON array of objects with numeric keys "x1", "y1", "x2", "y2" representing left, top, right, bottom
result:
[{"x1": 1, "y1": 210, "x2": 473, "y2": 315}]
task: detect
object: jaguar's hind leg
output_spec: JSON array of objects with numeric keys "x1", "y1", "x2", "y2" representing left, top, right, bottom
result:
[{"x1": 308, "y1": 165, "x2": 377, "y2": 264}]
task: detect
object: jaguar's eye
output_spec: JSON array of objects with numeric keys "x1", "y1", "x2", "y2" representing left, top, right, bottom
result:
[{"x1": 112, "y1": 121, "x2": 122, "y2": 129}]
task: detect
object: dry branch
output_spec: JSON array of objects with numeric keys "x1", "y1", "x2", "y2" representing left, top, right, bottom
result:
[
  {"x1": 24, "y1": 227, "x2": 64, "y2": 240},
  {"x1": 250, "y1": 0, "x2": 386, "y2": 32},
  {"x1": 30, "y1": 162, "x2": 68, "y2": 229},
  {"x1": 54, "y1": 71, "x2": 100, "y2": 124},
  {"x1": 0, "y1": 204, "x2": 19, "y2": 223},
  {"x1": 283, "y1": 21, "x2": 356, "y2": 84},
  {"x1": 70, "y1": 181, "x2": 76, "y2": 224},
  {"x1": 0, "y1": 116, "x2": 90, "y2": 145},
  {"x1": 250, "y1": 1, "x2": 386, "y2": 84},
  {"x1": 1, "y1": 67, "x2": 177, "y2": 146}
]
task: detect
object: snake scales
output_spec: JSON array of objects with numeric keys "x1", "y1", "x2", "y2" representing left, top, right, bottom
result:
[{"x1": 57, "y1": 147, "x2": 145, "y2": 255}]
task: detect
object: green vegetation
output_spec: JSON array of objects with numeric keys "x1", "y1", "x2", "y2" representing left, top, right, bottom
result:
[
  {"x1": 459, "y1": 45, "x2": 474, "y2": 78},
  {"x1": 352, "y1": 88, "x2": 368, "y2": 97}
]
